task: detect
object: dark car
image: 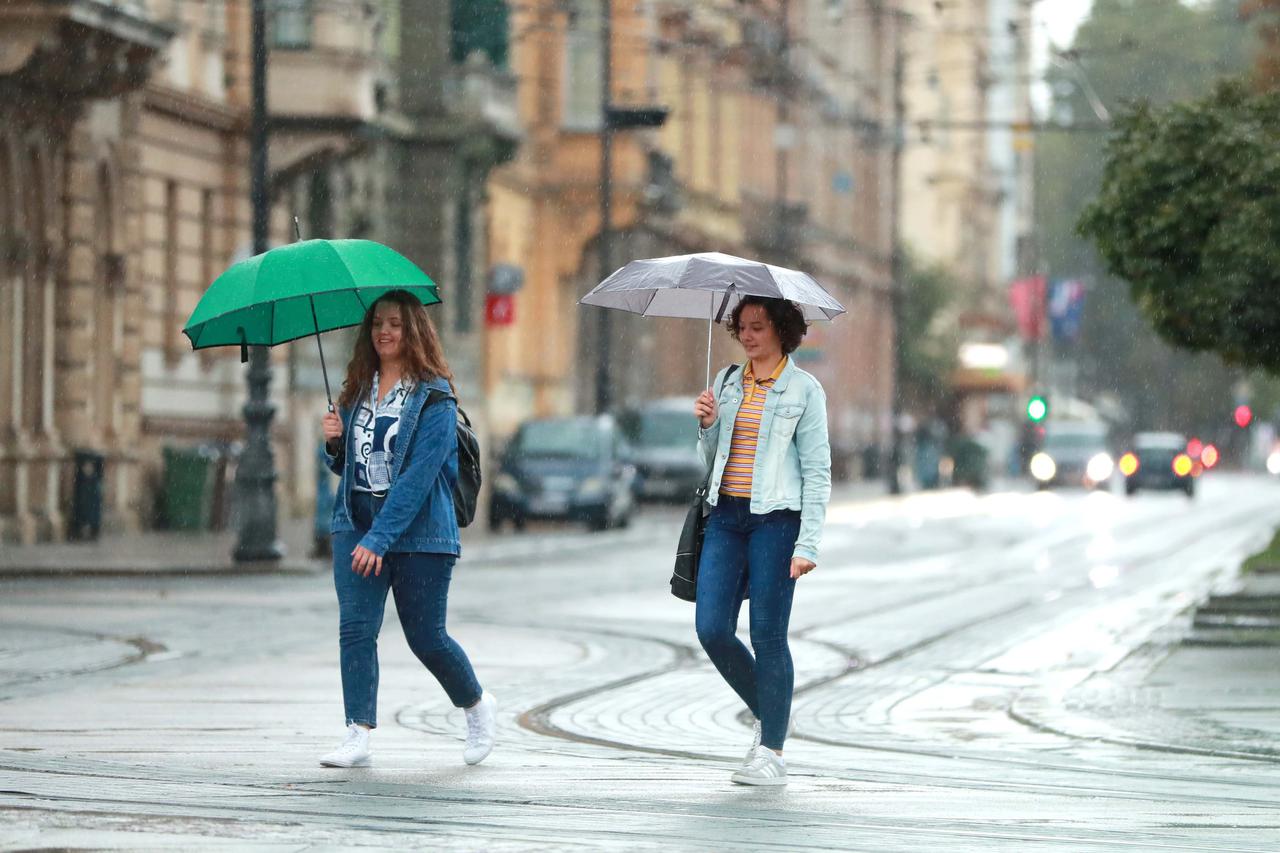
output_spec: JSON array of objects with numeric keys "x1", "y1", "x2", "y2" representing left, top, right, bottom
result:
[
  {"x1": 1121, "y1": 431, "x2": 1196, "y2": 497},
  {"x1": 617, "y1": 398, "x2": 705, "y2": 503},
  {"x1": 489, "y1": 415, "x2": 637, "y2": 532}
]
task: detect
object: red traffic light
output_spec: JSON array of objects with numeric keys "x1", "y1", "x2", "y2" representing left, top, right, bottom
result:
[{"x1": 1235, "y1": 405, "x2": 1253, "y2": 428}]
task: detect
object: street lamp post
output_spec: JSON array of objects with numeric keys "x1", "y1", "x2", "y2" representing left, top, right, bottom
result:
[
  {"x1": 595, "y1": 0, "x2": 614, "y2": 416},
  {"x1": 234, "y1": 0, "x2": 284, "y2": 562},
  {"x1": 591, "y1": 1, "x2": 666, "y2": 415}
]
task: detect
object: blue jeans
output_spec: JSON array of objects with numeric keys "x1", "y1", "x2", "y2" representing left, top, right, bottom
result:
[
  {"x1": 695, "y1": 494, "x2": 801, "y2": 751},
  {"x1": 332, "y1": 491, "x2": 483, "y2": 728}
]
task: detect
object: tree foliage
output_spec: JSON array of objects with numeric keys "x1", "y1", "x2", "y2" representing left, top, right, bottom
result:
[
  {"x1": 898, "y1": 253, "x2": 958, "y2": 412},
  {"x1": 1078, "y1": 80, "x2": 1280, "y2": 373},
  {"x1": 1035, "y1": 0, "x2": 1256, "y2": 432}
]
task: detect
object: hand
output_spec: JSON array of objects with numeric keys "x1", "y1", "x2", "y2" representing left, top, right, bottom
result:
[
  {"x1": 790, "y1": 557, "x2": 816, "y2": 579},
  {"x1": 351, "y1": 544, "x2": 383, "y2": 577},
  {"x1": 322, "y1": 411, "x2": 343, "y2": 443},
  {"x1": 694, "y1": 389, "x2": 718, "y2": 429}
]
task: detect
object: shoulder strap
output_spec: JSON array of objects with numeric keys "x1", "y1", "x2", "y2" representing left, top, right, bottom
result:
[
  {"x1": 426, "y1": 387, "x2": 471, "y2": 427},
  {"x1": 720, "y1": 364, "x2": 740, "y2": 391}
]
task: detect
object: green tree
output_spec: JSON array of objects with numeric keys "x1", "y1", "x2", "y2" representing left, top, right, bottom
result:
[
  {"x1": 898, "y1": 253, "x2": 959, "y2": 413},
  {"x1": 1078, "y1": 81, "x2": 1280, "y2": 373},
  {"x1": 1036, "y1": 0, "x2": 1254, "y2": 434}
]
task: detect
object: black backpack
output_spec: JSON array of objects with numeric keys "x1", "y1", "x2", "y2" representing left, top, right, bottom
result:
[{"x1": 426, "y1": 389, "x2": 481, "y2": 527}]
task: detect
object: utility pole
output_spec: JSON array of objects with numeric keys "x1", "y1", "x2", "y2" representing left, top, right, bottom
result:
[
  {"x1": 886, "y1": 8, "x2": 907, "y2": 495},
  {"x1": 234, "y1": 0, "x2": 284, "y2": 562},
  {"x1": 776, "y1": 0, "x2": 789, "y2": 208},
  {"x1": 594, "y1": 0, "x2": 614, "y2": 415}
]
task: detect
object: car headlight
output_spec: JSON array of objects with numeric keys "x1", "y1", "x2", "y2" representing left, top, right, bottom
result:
[
  {"x1": 578, "y1": 476, "x2": 607, "y2": 498},
  {"x1": 1086, "y1": 452, "x2": 1114, "y2": 483},
  {"x1": 495, "y1": 473, "x2": 520, "y2": 495},
  {"x1": 1030, "y1": 452, "x2": 1056, "y2": 482},
  {"x1": 1268, "y1": 450, "x2": 1280, "y2": 476}
]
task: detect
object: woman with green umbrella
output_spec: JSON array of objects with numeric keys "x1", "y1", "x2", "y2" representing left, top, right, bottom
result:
[{"x1": 318, "y1": 289, "x2": 496, "y2": 769}]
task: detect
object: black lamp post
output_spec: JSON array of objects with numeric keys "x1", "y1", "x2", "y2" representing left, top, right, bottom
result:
[
  {"x1": 593, "y1": 1, "x2": 667, "y2": 415},
  {"x1": 234, "y1": 0, "x2": 284, "y2": 562}
]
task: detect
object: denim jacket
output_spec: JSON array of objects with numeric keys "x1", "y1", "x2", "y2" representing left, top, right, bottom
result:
[
  {"x1": 326, "y1": 375, "x2": 460, "y2": 557},
  {"x1": 698, "y1": 358, "x2": 831, "y2": 563}
]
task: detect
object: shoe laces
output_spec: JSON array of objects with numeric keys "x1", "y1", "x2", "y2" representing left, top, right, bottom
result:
[
  {"x1": 465, "y1": 706, "x2": 486, "y2": 743},
  {"x1": 746, "y1": 746, "x2": 777, "y2": 770}
]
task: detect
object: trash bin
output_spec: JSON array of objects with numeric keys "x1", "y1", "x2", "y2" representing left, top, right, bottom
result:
[
  {"x1": 70, "y1": 449, "x2": 105, "y2": 541},
  {"x1": 162, "y1": 445, "x2": 216, "y2": 531}
]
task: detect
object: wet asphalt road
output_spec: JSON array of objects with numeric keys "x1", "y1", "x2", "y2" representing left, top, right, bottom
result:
[{"x1": 2, "y1": 474, "x2": 1279, "y2": 851}]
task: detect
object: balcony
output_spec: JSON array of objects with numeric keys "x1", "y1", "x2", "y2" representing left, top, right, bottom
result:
[
  {"x1": 0, "y1": 0, "x2": 172, "y2": 99},
  {"x1": 433, "y1": 55, "x2": 521, "y2": 157}
]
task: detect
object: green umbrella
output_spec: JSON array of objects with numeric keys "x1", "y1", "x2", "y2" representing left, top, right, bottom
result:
[{"x1": 183, "y1": 238, "x2": 440, "y2": 408}]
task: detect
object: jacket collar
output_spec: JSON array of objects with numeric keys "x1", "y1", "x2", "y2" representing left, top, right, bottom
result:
[{"x1": 729, "y1": 356, "x2": 796, "y2": 393}]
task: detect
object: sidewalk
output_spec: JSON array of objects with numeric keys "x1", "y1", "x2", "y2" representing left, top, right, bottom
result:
[
  {"x1": 0, "y1": 479, "x2": 898, "y2": 578},
  {"x1": 1010, "y1": 569, "x2": 1280, "y2": 763}
]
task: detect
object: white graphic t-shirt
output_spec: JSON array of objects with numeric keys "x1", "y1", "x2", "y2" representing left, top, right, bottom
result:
[{"x1": 351, "y1": 372, "x2": 412, "y2": 494}]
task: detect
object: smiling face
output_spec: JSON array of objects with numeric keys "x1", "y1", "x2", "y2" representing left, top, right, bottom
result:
[
  {"x1": 370, "y1": 300, "x2": 404, "y2": 365},
  {"x1": 735, "y1": 303, "x2": 782, "y2": 363}
]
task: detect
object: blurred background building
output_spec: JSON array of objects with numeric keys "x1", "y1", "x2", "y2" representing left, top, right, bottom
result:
[{"x1": 0, "y1": 0, "x2": 1036, "y2": 544}]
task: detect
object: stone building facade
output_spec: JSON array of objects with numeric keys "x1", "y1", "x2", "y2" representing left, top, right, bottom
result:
[{"x1": 0, "y1": 0, "x2": 517, "y2": 544}]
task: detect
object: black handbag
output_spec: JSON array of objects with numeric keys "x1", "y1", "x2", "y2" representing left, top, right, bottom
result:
[{"x1": 670, "y1": 365, "x2": 739, "y2": 602}]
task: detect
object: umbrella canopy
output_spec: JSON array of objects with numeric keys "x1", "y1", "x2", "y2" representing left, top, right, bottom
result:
[
  {"x1": 183, "y1": 239, "x2": 439, "y2": 351},
  {"x1": 579, "y1": 251, "x2": 846, "y2": 322}
]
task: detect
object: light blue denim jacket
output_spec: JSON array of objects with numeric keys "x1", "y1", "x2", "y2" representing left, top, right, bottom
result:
[
  {"x1": 325, "y1": 375, "x2": 460, "y2": 557},
  {"x1": 698, "y1": 358, "x2": 831, "y2": 563}
]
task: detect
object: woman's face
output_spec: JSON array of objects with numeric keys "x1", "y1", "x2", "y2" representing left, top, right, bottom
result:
[
  {"x1": 370, "y1": 301, "x2": 405, "y2": 364},
  {"x1": 736, "y1": 304, "x2": 782, "y2": 362}
]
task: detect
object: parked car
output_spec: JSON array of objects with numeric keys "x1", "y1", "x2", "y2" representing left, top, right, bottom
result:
[
  {"x1": 617, "y1": 398, "x2": 705, "y2": 503},
  {"x1": 490, "y1": 415, "x2": 637, "y2": 532},
  {"x1": 1120, "y1": 431, "x2": 1197, "y2": 497},
  {"x1": 1029, "y1": 421, "x2": 1114, "y2": 490}
]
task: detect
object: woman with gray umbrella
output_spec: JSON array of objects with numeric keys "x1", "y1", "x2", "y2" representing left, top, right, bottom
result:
[{"x1": 692, "y1": 295, "x2": 831, "y2": 786}]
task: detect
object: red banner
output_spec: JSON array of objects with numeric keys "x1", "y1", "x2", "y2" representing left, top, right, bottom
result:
[{"x1": 1009, "y1": 276, "x2": 1047, "y2": 341}]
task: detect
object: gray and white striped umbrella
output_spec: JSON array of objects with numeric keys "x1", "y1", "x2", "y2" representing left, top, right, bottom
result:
[
  {"x1": 579, "y1": 252, "x2": 846, "y2": 387},
  {"x1": 579, "y1": 251, "x2": 846, "y2": 321}
]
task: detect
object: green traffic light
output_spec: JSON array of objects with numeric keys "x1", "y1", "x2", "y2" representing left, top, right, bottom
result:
[{"x1": 1027, "y1": 396, "x2": 1048, "y2": 422}]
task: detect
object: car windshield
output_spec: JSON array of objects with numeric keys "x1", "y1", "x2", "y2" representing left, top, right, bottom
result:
[
  {"x1": 634, "y1": 410, "x2": 697, "y2": 448},
  {"x1": 1044, "y1": 433, "x2": 1107, "y2": 452},
  {"x1": 516, "y1": 421, "x2": 603, "y2": 459}
]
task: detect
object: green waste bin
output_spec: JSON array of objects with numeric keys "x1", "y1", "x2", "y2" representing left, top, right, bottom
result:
[{"x1": 162, "y1": 446, "x2": 216, "y2": 531}]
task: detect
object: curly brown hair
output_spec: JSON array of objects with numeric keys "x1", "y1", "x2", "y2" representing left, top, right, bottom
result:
[
  {"x1": 726, "y1": 296, "x2": 808, "y2": 355},
  {"x1": 337, "y1": 289, "x2": 454, "y2": 409}
]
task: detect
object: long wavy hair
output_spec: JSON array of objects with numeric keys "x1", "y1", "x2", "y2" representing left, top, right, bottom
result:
[{"x1": 337, "y1": 289, "x2": 454, "y2": 409}]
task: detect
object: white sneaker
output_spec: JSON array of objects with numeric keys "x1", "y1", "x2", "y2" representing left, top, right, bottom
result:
[
  {"x1": 732, "y1": 746, "x2": 787, "y2": 786},
  {"x1": 463, "y1": 692, "x2": 497, "y2": 765},
  {"x1": 320, "y1": 724, "x2": 371, "y2": 768}
]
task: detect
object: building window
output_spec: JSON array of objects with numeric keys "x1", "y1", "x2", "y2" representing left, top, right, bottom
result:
[
  {"x1": 451, "y1": 0, "x2": 509, "y2": 68},
  {"x1": 563, "y1": 0, "x2": 602, "y2": 130},
  {"x1": 271, "y1": 0, "x2": 312, "y2": 49},
  {"x1": 307, "y1": 169, "x2": 332, "y2": 239}
]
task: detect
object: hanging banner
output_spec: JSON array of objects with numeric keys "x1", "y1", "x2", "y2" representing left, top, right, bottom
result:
[
  {"x1": 1048, "y1": 279, "x2": 1086, "y2": 343},
  {"x1": 1008, "y1": 276, "x2": 1047, "y2": 341}
]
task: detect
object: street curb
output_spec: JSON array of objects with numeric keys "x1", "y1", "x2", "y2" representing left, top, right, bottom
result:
[{"x1": 0, "y1": 561, "x2": 322, "y2": 579}]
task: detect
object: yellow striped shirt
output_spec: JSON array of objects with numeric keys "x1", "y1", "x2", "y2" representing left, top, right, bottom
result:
[{"x1": 720, "y1": 357, "x2": 788, "y2": 498}]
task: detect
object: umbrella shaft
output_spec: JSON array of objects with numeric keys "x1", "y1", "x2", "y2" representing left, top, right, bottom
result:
[{"x1": 308, "y1": 295, "x2": 334, "y2": 410}]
